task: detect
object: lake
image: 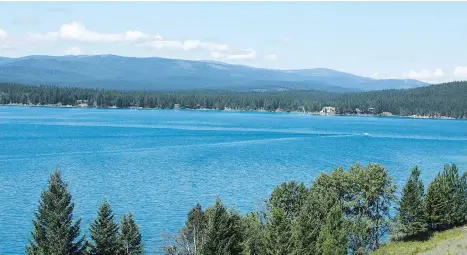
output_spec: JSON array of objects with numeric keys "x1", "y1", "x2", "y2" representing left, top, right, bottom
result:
[{"x1": 0, "y1": 106, "x2": 466, "y2": 254}]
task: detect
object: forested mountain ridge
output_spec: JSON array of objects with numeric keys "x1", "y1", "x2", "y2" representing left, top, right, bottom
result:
[
  {"x1": 0, "y1": 55, "x2": 427, "y2": 92},
  {"x1": 1, "y1": 81, "x2": 466, "y2": 118}
]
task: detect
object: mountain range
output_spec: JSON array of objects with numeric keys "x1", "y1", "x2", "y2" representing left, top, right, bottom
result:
[{"x1": 0, "y1": 55, "x2": 428, "y2": 92}]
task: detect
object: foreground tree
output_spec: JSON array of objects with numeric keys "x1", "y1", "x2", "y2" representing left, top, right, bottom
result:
[
  {"x1": 349, "y1": 163, "x2": 396, "y2": 250},
  {"x1": 317, "y1": 205, "x2": 348, "y2": 255},
  {"x1": 118, "y1": 213, "x2": 144, "y2": 255},
  {"x1": 26, "y1": 169, "x2": 87, "y2": 255},
  {"x1": 242, "y1": 212, "x2": 266, "y2": 255},
  {"x1": 162, "y1": 203, "x2": 207, "y2": 255},
  {"x1": 393, "y1": 166, "x2": 426, "y2": 240},
  {"x1": 89, "y1": 200, "x2": 119, "y2": 255},
  {"x1": 267, "y1": 181, "x2": 308, "y2": 219},
  {"x1": 425, "y1": 164, "x2": 467, "y2": 230},
  {"x1": 200, "y1": 198, "x2": 244, "y2": 255},
  {"x1": 266, "y1": 207, "x2": 293, "y2": 255}
]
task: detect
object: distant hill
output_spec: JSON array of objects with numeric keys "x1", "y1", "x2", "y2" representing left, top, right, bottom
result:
[{"x1": 0, "y1": 55, "x2": 427, "y2": 92}]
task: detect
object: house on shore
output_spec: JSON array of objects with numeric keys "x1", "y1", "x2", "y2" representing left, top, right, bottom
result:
[
  {"x1": 320, "y1": 106, "x2": 336, "y2": 115},
  {"x1": 76, "y1": 100, "x2": 88, "y2": 107}
]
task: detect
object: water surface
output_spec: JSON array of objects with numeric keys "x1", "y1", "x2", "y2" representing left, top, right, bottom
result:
[{"x1": 1, "y1": 106, "x2": 466, "y2": 254}]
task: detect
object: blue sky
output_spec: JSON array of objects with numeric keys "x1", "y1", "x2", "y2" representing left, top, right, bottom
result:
[{"x1": 0, "y1": 2, "x2": 467, "y2": 82}]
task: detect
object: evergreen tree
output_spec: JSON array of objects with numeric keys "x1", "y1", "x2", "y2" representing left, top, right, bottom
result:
[
  {"x1": 292, "y1": 194, "x2": 324, "y2": 255},
  {"x1": 201, "y1": 198, "x2": 244, "y2": 255},
  {"x1": 394, "y1": 166, "x2": 426, "y2": 239},
  {"x1": 267, "y1": 181, "x2": 308, "y2": 219},
  {"x1": 265, "y1": 207, "x2": 293, "y2": 255},
  {"x1": 162, "y1": 203, "x2": 206, "y2": 255},
  {"x1": 89, "y1": 200, "x2": 119, "y2": 255},
  {"x1": 242, "y1": 212, "x2": 266, "y2": 255},
  {"x1": 26, "y1": 169, "x2": 87, "y2": 255},
  {"x1": 425, "y1": 173, "x2": 447, "y2": 231},
  {"x1": 118, "y1": 213, "x2": 144, "y2": 255},
  {"x1": 317, "y1": 205, "x2": 348, "y2": 255},
  {"x1": 425, "y1": 164, "x2": 467, "y2": 230},
  {"x1": 186, "y1": 203, "x2": 207, "y2": 253}
]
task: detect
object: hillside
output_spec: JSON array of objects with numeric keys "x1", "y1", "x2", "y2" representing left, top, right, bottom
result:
[
  {"x1": 0, "y1": 55, "x2": 427, "y2": 92},
  {"x1": 372, "y1": 226, "x2": 467, "y2": 255},
  {"x1": 331, "y1": 81, "x2": 467, "y2": 117}
]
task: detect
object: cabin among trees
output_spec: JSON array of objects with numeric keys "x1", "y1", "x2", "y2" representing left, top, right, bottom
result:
[{"x1": 320, "y1": 106, "x2": 336, "y2": 115}]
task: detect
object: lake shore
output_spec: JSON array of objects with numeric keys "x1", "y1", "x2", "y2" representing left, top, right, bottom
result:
[{"x1": 0, "y1": 103, "x2": 460, "y2": 120}]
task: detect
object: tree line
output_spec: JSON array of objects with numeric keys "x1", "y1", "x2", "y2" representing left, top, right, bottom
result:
[
  {"x1": 27, "y1": 170, "x2": 144, "y2": 255},
  {"x1": 22, "y1": 163, "x2": 466, "y2": 254},
  {"x1": 163, "y1": 163, "x2": 467, "y2": 255},
  {"x1": 1, "y1": 81, "x2": 467, "y2": 118}
]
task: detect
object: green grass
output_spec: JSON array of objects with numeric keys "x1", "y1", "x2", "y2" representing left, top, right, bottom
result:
[{"x1": 371, "y1": 226, "x2": 467, "y2": 255}]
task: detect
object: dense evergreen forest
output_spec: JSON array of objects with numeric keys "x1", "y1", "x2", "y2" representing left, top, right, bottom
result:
[
  {"x1": 28, "y1": 163, "x2": 467, "y2": 255},
  {"x1": 1, "y1": 81, "x2": 467, "y2": 118}
]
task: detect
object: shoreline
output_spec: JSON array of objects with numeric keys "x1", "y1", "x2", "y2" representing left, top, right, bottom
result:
[{"x1": 0, "y1": 103, "x2": 461, "y2": 120}]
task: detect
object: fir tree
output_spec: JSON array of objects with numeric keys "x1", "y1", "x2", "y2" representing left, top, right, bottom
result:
[
  {"x1": 162, "y1": 203, "x2": 206, "y2": 255},
  {"x1": 425, "y1": 173, "x2": 447, "y2": 230},
  {"x1": 394, "y1": 166, "x2": 426, "y2": 239},
  {"x1": 317, "y1": 205, "x2": 348, "y2": 255},
  {"x1": 186, "y1": 203, "x2": 207, "y2": 253},
  {"x1": 267, "y1": 181, "x2": 308, "y2": 219},
  {"x1": 26, "y1": 169, "x2": 87, "y2": 255},
  {"x1": 265, "y1": 207, "x2": 293, "y2": 255},
  {"x1": 117, "y1": 213, "x2": 144, "y2": 255},
  {"x1": 89, "y1": 200, "x2": 119, "y2": 255},
  {"x1": 242, "y1": 212, "x2": 266, "y2": 255},
  {"x1": 425, "y1": 164, "x2": 466, "y2": 230},
  {"x1": 201, "y1": 198, "x2": 244, "y2": 255}
]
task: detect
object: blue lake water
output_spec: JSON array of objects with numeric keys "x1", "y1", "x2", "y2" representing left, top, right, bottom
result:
[{"x1": 0, "y1": 106, "x2": 466, "y2": 254}]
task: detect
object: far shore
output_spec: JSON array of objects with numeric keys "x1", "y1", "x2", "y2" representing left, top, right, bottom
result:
[{"x1": 0, "y1": 103, "x2": 461, "y2": 120}]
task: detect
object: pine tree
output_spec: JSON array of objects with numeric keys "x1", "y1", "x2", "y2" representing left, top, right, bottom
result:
[
  {"x1": 317, "y1": 205, "x2": 348, "y2": 255},
  {"x1": 117, "y1": 213, "x2": 144, "y2": 255},
  {"x1": 394, "y1": 166, "x2": 426, "y2": 239},
  {"x1": 425, "y1": 164, "x2": 467, "y2": 230},
  {"x1": 201, "y1": 198, "x2": 244, "y2": 255},
  {"x1": 425, "y1": 173, "x2": 447, "y2": 230},
  {"x1": 89, "y1": 200, "x2": 119, "y2": 255},
  {"x1": 443, "y1": 164, "x2": 467, "y2": 226},
  {"x1": 265, "y1": 206, "x2": 293, "y2": 255},
  {"x1": 162, "y1": 203, "x2": 206, "y2": 255},
  {"x1": 267, "y1": 181, "x2": 308, "y2": 219},
  {"x1": 26, "y1": 169, "x2": 87, "y2": 255},
  {"x1": 242, "y1": 212, "x2": 266, "y2": 255},
  {"x1": 186, "y1": 203, "x2": 207, "y2": 253}
]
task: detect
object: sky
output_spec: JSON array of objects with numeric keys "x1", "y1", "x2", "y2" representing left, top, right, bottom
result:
[{"x1": 0, "y1": 1, "x2": 467, "y2": 82}]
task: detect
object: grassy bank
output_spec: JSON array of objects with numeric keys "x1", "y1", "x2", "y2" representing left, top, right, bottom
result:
[{"x1": 371, "y1": 226, "x2": 467, "y2": 255}]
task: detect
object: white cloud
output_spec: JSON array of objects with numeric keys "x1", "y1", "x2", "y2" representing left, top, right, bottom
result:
[
  {"x1": 64, "y1": 46, "x2": 83, "y2": 55},
  {"x1": 0, "y1": 28, "x2": 7, "y2": 39},
  {"x1": 211, "y1": 48, "x2": 257, "y2": 60},
  {"x1": 28, "y1": 21, "x2": 244, "y2": 58},
  {"x1": 3, "y1": 21, "x2": 263, "y2": 60},
  {"x1": 454, "y1": 66, "x2": 467, "y2": 78},
  {"x1": 264, "y1": 54, "x2": 278, "y2": 61},
  {"x1": 402, "y1": 68, "x2": 444, "y2": 82},
  {"x1": 31, "y1": 21, "x2": 160, "y2": 43}
]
